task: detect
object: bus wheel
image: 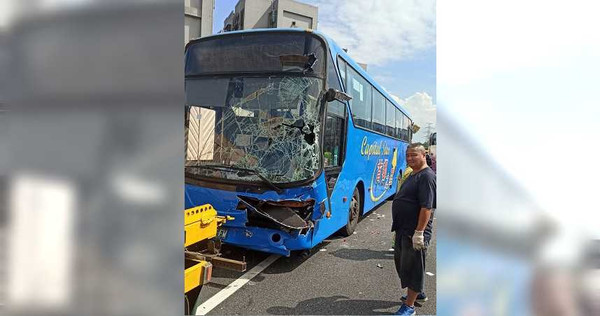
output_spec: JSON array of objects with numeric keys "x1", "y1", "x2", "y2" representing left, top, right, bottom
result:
[{"x1": 341, "y1": 187, "x2": 361, "y2": 236}]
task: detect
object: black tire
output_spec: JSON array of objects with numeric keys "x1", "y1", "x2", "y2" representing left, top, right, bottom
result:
[{"x1": 341, "y1": 187, "x2": 361, "y2": 236}]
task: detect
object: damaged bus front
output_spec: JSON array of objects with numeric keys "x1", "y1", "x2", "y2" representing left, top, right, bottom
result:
[{"x1": 184, "y1": 30, "x2": 340, "y2": 256}]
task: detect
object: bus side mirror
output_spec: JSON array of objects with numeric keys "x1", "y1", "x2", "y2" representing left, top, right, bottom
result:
[
  {"x1": 325, "y1": 88, "x2": 352, "y2": 102},
  {"x1": 411, "y1": 124, "x2": 421, "y2": 134}
]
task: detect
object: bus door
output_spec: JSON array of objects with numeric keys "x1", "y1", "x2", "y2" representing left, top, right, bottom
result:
[
  {"x1": 323, "y1": 101, "x2": 346, "y2": 196},
  {"x1": 323, "y1": 56, "x2": 347, "y2": 197}
]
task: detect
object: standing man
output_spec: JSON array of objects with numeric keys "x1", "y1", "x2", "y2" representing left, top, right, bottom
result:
[{"x1": 392, "y1": 143, "x2": 436, "y2": 316}]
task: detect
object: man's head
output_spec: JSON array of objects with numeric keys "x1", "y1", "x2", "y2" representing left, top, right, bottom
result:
[{"x1": 406, "y1": 143, "x2": 427, "y2": 170}]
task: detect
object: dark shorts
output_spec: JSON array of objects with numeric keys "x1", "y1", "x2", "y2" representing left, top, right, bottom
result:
[{"x1": 394, "y1": 233, "x2": 427, "y2": 293}]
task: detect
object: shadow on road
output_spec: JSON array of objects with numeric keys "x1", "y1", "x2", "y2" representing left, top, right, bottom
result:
[
  {"x1": 261, "y1": 241, "x2": 330, "y2": 274},
  {"x1": 266, "y1": 295, "x2": 399, "y2": 315},
  {"x1": 328, "y1": 248, "x2": 395, "y2": 261}
]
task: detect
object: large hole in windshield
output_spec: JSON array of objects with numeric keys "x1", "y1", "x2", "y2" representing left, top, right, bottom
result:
[{"x1": 185, "y1": 76, "x2": 324, "y2": 184}]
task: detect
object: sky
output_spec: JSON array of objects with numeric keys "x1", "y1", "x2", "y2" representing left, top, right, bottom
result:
[
  {"x1": 212, "y1": 0, "x2": 600, "y2": 236},
  {"x1": 438, "y1": 0, "x2": 600, "y2": 235},
  {"x1": 212, "y1": 0, "x2": 436, "y2": 142}
]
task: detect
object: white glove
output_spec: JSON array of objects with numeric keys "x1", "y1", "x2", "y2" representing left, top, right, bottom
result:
[{"x1": 412, "y1": 230, "x2": 425, "y2": 250}]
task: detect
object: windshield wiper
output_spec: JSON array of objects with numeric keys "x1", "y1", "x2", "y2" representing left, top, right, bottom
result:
[{"x1": 186, "y1": 164, "x2": 283, "y2": 193}]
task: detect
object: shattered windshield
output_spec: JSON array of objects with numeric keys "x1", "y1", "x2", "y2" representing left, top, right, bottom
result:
[{"x1": 185, "y1": 76, "x2": 324, "y2": 184}]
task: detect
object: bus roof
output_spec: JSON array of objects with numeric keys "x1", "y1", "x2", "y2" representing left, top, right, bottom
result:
[{"x1": 187, "y1": 28, "x2": 412, "y2": 121}]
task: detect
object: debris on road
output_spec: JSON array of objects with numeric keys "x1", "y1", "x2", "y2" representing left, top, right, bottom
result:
[
  {"x1": 388, "y1": 248, "x2": 394, "y2": 252},
  {"x1": 320, "y1": 248, "x2": 327, "y2": 252},
  {"x1": 377, "y1": 263, "x2": 383, "y2": 269},
  {"x1": 426, "y1": 272, "x2": 435, "y2": 276}
]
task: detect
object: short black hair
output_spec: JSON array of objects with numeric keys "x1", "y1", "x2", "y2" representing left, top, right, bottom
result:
[{"x1": 407, "y1": 143, "x2": 426, "y2": 154}]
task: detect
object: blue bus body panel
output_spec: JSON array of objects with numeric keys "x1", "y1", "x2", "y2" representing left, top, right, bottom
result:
[
  {"x1": 185, "y1": 28, "x2": 411, "y2": 255},
  {"x1": 342, "y1": 121, "x2": 408, "y2": 214},
  {"x1": 185, "y1": 173, "x2": 337, "y2": 256}
]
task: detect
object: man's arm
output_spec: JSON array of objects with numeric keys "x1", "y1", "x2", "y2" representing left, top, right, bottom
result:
[
  {"x1": 416, "y1": 207, "x2": 432, "y2": 232},
  {"x1": 413, "y1": 172, "x2": 436, "y2": 250},
  {"x1": 412, "y1": 208, "x2": 432, "y2": 250}
]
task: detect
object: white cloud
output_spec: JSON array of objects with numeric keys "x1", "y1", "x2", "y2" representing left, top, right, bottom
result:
[
  {"x1": 438, "y1": 0, "x2": 600, "y2": 85},
  {"x1": 373, "y1": 74, "x2": 395, "y2": 87},
  {"x1": 438, "y1": 0, "x2": 600, "y2": 233},
  {"x1": 391, "y1": 92, "x2": 436, "y2": 143},
  {"x1": 312, "y1": 0, "x2": 435, "y2": 65}
]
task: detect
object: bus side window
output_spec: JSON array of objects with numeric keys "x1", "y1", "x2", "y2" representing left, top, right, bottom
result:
[
  {"x1": 405, "y1": 116, "x2": 411, "y2": 141},
  {"x1": 324, "y1": 55, "x2": 346, "y2": 170},
  {"x1": 372, "y1": 91, "x2": 386, "y2": 134},
  {"x1": 395, "y1": 108, "x2": 403, "y2": 139},
  {"x1": 323, "y1": 111, "x2": 344, "y2": 168},
  {"x1": 346, "y1": 66, "x2": 372, "y2": 129},
  {"x1": 324, "y1": 56, "x2": 346, "y2": 193},
  {"x1": 385, "y1": 100, "x2": 395, "y2": 137},
  {"x1": 337, "y1": 56, "x2": 346, "y2": 90},
  {"x1": 323, "y1": 109, "x2": 344, "y2": 194}
]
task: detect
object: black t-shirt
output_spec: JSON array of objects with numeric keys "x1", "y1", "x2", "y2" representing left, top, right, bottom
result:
[{"x1": 391, "y1": 167, "x2": 436, "y2": 241}]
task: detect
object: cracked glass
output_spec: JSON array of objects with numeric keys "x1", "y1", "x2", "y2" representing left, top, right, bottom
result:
[
  {"x1": 185, "y1": 76, "x2": 324, "y2": 184},
  {"x1": 185, "y1": 32, "x2": 327, "y2": 185}
]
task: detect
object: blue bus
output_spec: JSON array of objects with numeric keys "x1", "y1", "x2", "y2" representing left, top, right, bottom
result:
[{"x1": 184, "y1": 29, "x2": 414, "y2": 256}]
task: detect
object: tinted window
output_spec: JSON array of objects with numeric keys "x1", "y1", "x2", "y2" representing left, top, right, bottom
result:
[
  {"x1": 347, "y1": 67, "x2": 372, "y2": 129},
  {"x1": 337, "y1": 57, "x2": 347, "y2": 90},
  {"x1": 328, "y1": 101, "x2": 345, "y2": 117},
  {"x1": 372, "y1": 91, "x2": 386, "y2": 134},
  {"x1": 186, "y1": 32, "x2": 326, "y2": 77},
  {"x1": 327, "y1": 55, "x2": 342, "y2": 91},
  {"x1": 395, "y1": 108, "x2": 404, "y2": 139},
  {"x1": 327, "y1": 56, "x2": 346, "y2": 117},
  {"x1": 402, "y1": 116, "x2": 411, "y2": 141},
  {"x1": 385, "y1": 100, "x2": 396, "y2": 137},
  {"x1": 323, "y1": 115, "x2": 344, "y2": 167}
]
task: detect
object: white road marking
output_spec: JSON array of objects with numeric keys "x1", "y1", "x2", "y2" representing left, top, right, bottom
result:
[{"x1": 195, "y1": 254, "x2": 280, "y2": 315}]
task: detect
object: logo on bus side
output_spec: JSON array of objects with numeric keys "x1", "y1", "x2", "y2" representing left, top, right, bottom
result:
[
  {"x1": 360, "y1": 137, "x2": 390, "y2": 159},
  {"x1": 360, "y1": 136, "x2": 397, "y2": 202}
]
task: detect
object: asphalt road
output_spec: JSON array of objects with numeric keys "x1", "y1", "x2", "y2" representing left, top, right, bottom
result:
[{"x1": 195, "y1": 200, "x2": 437, "y2": 315}]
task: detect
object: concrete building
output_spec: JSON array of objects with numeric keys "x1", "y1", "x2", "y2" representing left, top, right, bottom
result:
[
  {"x1": 185, "y1": 0, "x2": 214, "y2": 44},
  {"x1": 223, "y1": 0, "x2": 317, "y2": 32}
]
